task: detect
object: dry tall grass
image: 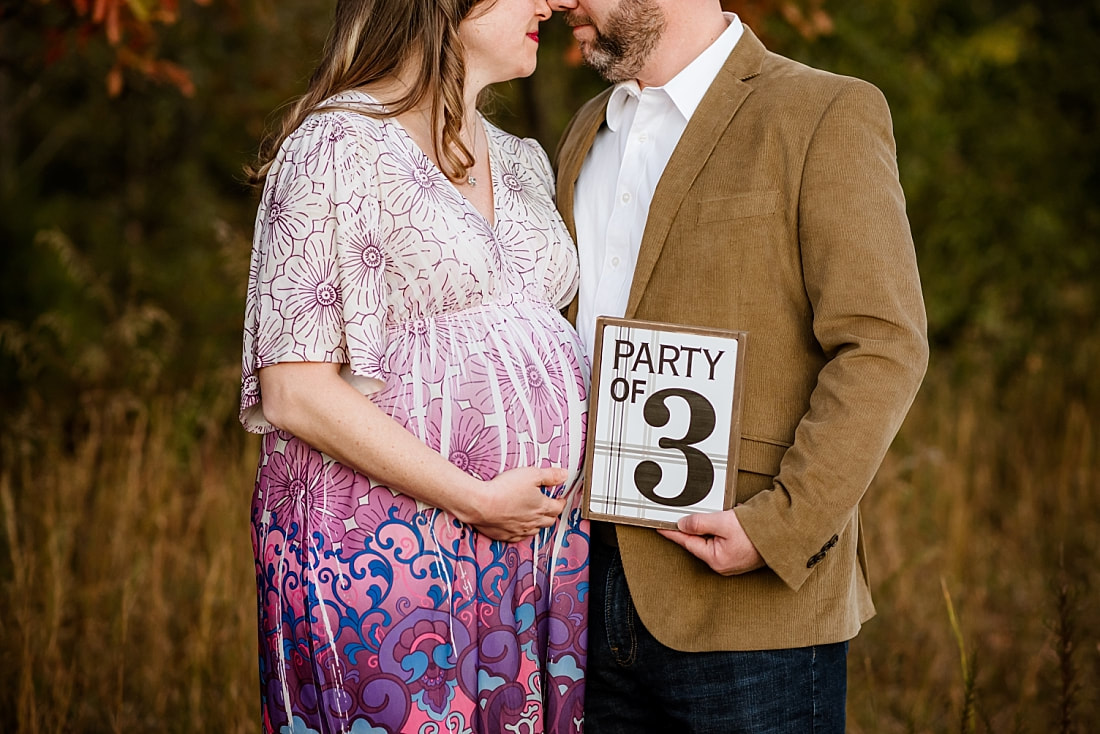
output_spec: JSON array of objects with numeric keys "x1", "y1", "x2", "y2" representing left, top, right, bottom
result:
[
  {"x1": 1, "y1": 357, "x2": 1096, "y2": 732},
  {"x1": 1, "y1": 390, "x2": 260, "y2": 733},
  {"x1": 848, "y1": 358, "x2": 1099, "y2": 732}
]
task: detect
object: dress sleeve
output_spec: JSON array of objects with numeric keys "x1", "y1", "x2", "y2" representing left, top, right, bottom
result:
[
  {"x1": 239, "y1": 112, "x2": 387, "y2": 433},
  {"x1": 521, "y1": 137, "x2": 579, "y2": 310}
]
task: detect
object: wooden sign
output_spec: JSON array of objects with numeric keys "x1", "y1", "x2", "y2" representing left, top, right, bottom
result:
[{"x1": 582, "y1": 317, "x2": 748, "y2": 529}]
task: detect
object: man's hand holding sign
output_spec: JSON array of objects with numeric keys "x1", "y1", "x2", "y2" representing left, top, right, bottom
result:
[{"x1": 657, "y1": 508, "x2": 766, "y2": 576}]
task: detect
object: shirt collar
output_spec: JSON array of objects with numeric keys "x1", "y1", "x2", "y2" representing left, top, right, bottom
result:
[{"x1": 606, "y1": 13, "x2": 744, "y2": 132}]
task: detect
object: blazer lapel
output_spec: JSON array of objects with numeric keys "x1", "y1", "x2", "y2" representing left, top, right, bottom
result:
[{"x1": 625, "y1": 26, "x2": 768, "y2": 318}]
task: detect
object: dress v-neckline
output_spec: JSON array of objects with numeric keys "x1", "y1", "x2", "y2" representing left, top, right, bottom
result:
[{"x1": 387, "y1": 111, "x2": 499, "y2": 229}]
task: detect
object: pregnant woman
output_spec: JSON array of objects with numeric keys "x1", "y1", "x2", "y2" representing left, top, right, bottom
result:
[{"x1": 238, "y1": 1, "x2": 589, "y2": 732}]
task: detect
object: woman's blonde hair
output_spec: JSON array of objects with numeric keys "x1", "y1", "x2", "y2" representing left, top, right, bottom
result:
[{"x1": 247, "y1": 0, "x2": 488, "y2": 185}]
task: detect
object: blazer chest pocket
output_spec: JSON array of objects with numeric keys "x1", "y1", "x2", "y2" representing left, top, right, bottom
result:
[{"x1": 695, "y1": 191, "x2": 780, "y2": 223}]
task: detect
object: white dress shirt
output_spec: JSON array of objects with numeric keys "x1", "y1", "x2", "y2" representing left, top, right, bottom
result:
[{"x1": 574, "y1": 14, "x2": 744, "y2": 361}]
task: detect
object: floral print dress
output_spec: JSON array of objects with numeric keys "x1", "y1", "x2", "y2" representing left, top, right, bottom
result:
[{"x1": 239, "y1": 92, "x2": 589, "y2": 734}]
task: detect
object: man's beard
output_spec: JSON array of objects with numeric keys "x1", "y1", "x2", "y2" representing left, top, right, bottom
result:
[{"x1": 566, "y1": 0, "x2": 666, "y2": 82}]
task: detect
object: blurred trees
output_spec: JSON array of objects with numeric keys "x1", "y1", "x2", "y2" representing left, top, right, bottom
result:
[
  {"x1": 27, "y1": 0, "x2": 214, "y2": 96},
  {"x1": 1, "y1": 0, "x2": 1098, "y2": 434},
  {"x1": 767, "y1": 1, "x2": 1100, "y2": 396},
  {"x1": 0, "y1": 1, "x2": 317, "y2": 436}
]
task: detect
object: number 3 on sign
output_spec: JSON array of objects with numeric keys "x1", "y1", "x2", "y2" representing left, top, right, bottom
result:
[
  {"x1": 635, "y1": 388, "x2": 716, "y2": 507},
  {"x1": 582, "y1": 318, "x2": 748, "y2": 529}
]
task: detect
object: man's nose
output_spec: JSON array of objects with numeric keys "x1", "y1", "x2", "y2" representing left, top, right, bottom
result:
[{"x1": 547, "y1": 0, "x2": 579, "y2": 11}]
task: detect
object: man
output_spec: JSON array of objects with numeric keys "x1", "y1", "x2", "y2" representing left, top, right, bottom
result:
[{"x1": 549, "y1": 1, "x2": 929, "y2": 731}]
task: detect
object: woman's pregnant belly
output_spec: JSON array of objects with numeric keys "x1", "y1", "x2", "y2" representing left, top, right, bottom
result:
[{"x1": 373, "y1": 301, "x2": 589, "y2": 488}]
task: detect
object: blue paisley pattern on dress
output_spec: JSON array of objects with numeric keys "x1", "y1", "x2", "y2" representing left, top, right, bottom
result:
[{"x1": 240, "y1": 91, "x2": 590, "y2": 734}]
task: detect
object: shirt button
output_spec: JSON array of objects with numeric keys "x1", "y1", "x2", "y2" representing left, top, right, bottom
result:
[
  {"x1": 621, "y1": 192, "x2": 631, "y2": 204},
  {"x1": 611, "y1": 256, "x2": 621, "y2": 267},
  {"x1": 638, "y1": 132, "x2": 648, "y2": 143}
]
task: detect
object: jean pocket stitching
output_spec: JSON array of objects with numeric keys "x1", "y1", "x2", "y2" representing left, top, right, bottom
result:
[
  {"x1": 607, "y1": 554, "x2": 637, "y2": 667},
  {"x1": 623, "y1": 605, "x2": 639, "y2": 666}
]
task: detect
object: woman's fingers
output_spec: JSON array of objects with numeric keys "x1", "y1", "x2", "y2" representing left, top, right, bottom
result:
[
  {"x1": 536, "y1": 466, "x2": 570, "y2": 491},
  {"x1": 465, "y1": 464, "x2": 573, "y2": 541}
]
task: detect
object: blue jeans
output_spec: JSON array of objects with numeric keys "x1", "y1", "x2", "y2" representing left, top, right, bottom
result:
[{"x1": 585, "y1": 539, "x2": 848, "y2": 734}]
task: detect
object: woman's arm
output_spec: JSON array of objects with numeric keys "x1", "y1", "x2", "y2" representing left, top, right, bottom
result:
[{"x1": 259, "y1": 361, "x2": 568, "y2": 542}]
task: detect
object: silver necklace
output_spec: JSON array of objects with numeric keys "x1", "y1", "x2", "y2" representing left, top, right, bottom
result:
[{"x1": 465, "y1": 124, "x2": 482, "y2": 187}]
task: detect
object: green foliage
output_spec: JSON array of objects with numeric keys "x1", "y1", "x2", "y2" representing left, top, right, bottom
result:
[
  {"x1": 765, "y1": 1, "x2": 1100, "y2": 397},
  {"x1": 0, "y1": 2, "x2": 326, "y2": 435}
]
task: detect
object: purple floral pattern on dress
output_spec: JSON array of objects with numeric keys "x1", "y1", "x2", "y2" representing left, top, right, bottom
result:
[
  {"x1": 258, "y1": 439, "x2": 356, "y2": 545},
  {"x1": 241, "y1": 91, "x2": 589, "y2": 734},
  {"x1": 496, "y1": 159, "x2": 543, "y2": 222},
  {"x1": 271, "y1": 241, "x2": 345, "y2": 358}
]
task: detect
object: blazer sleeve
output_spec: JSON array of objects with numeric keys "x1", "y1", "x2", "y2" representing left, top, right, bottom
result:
[{"x1": 734, "y1": 78, "x2": 929, "y2": 591}]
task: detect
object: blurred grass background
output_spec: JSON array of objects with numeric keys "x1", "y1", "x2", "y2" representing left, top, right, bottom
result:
[{"x1": 1, "y1": 1, "x2": 1098, "y2": 731}]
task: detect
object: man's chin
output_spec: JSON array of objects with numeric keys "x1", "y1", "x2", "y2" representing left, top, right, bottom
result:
[{"x1": 587, "y1": 57, "x2": 632, "y2": 84}]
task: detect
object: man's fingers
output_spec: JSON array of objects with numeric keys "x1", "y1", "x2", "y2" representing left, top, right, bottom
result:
[
  {"x1": 676, "y1": 510, "x2": 733, "y2": 538},
  {"x1": 656, "y1": 528, "x2": 688, "y2": 544},
  {"x1": 657, "y1": 528, "x2": 710, "y2": 558}
]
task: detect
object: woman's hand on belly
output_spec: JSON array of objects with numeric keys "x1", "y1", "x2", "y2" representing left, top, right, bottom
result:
[
  {"x1": 454, "y1": 466, "x2": 569, "y2": 543},
  {"x1": 258, "y1": 361, "x2": 569, "y2": 543}
]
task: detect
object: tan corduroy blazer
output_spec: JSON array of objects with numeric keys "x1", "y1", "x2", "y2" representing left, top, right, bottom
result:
[{"x1": 555, "y1": 27, "x2": 929, "y2": 651}]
